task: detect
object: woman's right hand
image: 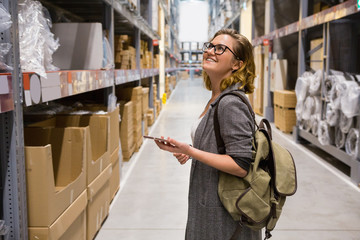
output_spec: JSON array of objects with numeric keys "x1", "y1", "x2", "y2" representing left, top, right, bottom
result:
[{"x1": 173, "y1": 153, "x2": 190, "y2": 165}]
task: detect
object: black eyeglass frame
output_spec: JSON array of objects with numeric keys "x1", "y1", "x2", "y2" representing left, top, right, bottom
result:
[{"x1": 202, "y1": 42, "x2": 240, "y2": 60}]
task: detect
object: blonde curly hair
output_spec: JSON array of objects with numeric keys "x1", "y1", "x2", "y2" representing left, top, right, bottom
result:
[{"x1": 203, "y1": 29, "x2": 256, "y2": 94}]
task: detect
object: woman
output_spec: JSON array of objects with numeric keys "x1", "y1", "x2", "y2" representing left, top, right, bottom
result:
[{"x1": 155, "y1": 29, "x2": 261, "y2": 240}]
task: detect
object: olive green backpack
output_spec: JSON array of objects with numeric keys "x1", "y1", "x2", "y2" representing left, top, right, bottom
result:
[{"x1": 214, "y1": 91, "x2": 297, "y2": 240}]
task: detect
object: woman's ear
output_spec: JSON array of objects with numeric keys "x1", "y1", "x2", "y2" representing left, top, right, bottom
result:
[{"x1": 232, "y1": 60, "x2": 243, "y2": 71}]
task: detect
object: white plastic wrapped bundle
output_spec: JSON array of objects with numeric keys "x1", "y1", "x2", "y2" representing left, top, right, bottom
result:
[
  {"x1": 302, "y1": 96, "x2": 321, "y2": 120},
  {"x1": 308, "y1": 69, "x2": 322, "y2": 96},
  {"x1": 339, "y1": 112, "x2": 353, "y2": 134},
  {"x1": 310, "y1": 114, "x2": 320, "y2": 136},
  {"x1": 323, "y1": 75, "x2": 337, "y2": 101},
  {"x1": 302, "y1": 96, "x2": 314, "y2": 120},
  {"x1": 299, "y1": 118, "x2": 311, "y2": 132},
  {"x1": 325, "y1": 103, "x2": 340, "y2": 126},
  {"x1": 345, "y1": 128, "x2": 359, "y2": 158},
  {"x1": 335, "y1": 127, "x2": 346, "y2": 149},
  {"x1": 329, "y1": 75, "x2": 348, "y2": 109},
  {"x1": 295, "y1": 101, "x2": 304, "y2": 121},
  {"x1": 340, "y1": 84, "x2": 360, "y2": 118},
  {"x1": 0, "y1": 4, "x2": 12, "y2": 32},
  {"x1": 318, "y1": 121, "x2": 334, "y2": 145},
  {"x1": 0, "y1": 5, "x2": 13, "y2": 72},
  {"x1": 295, "y1": 73, "x2": 311, "y2": 102},
  {"x1": 18, "y1": 0, "x2": 59, "y2": 78}
]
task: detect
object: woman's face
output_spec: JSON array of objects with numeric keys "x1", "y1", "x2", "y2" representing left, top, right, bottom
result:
[{"x1": 202, "y1": 34, "x2": 239, "y2": 78}]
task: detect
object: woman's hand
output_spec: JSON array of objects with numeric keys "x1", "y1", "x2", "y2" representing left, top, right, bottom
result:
[
  {"x1": 154, "y1": 136, "x2": 192, "y2": 158},
  {"x1": 173, "y1": 153, "x2": 191, "y2": 165}
]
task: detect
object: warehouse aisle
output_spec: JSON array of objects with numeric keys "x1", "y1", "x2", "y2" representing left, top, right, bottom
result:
[{"x1": 96, "y1": 77, "x2": 360, "y2": 240}]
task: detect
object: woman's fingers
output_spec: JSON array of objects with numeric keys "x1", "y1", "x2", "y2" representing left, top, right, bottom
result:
[{"x1": 173, "y1": 153, "x2": 190, "y2": 165}]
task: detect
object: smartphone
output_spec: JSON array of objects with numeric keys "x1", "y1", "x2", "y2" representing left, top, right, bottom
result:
[{"x1": 143, "y1": 135, "x2": 176, "y2": 146}]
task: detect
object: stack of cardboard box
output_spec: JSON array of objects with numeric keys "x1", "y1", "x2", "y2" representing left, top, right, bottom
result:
[
  {"x1": 25, "y1": 110, "x2": 115, "y2": 240},
  {"x1": 153, "y1": 83, "x2": 161, "y2": 117},
  {"x1": 142, "y1": 88, "x2": 150, "y2": 135},
  {"x1": 25, "y1": 127, "x2": 88, "y2": 240},
  {"x1": 154, "y1": 54, "x2": 160, "y2": 68},
  {"x1": 119, "y1": 101, "x2": 135, "y2": 161},
  {"x1": 114, "y1": 35, "x2": 136, "y2": 70},
  {"x1": 140, "y1": 40, "x2": 153, "y2": 69},
  {"x1": 117, "y1": 86, "x2": 143, "y2": 152},
  {"x1": 252, "y1": 45, "x2": 264, "y2": 115},
  {"x1": 274, "y1": 90, "x2": 297, "y2": 133}
]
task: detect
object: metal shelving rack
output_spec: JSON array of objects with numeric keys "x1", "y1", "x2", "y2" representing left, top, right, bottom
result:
[
  {"x1": 209, "y1": 0, "x2": 360, "y2": 186},
  {"x1": 0, "y1": 0, "x2": 178, "y2": 238},
  {"x1": 179, "y1": 42, "x2": 203, "y2": 77},
  {"x1": 0, "y1": 0, "x2": 28, "y2": 239}
]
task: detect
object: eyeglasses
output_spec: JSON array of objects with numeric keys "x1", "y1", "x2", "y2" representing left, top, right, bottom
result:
[{"x1": 202, "y1": 42, "x2": 240, "y2": 60}]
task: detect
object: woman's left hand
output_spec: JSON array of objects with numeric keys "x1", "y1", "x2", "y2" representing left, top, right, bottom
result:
[{"x1": 154, "y1": 136, "x2": 191, "y2": 155}]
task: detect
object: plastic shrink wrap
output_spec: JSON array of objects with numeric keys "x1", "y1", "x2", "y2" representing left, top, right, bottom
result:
[
  {"x1": 345, "y1": 128, "x2": 359, "y2": 158},
  {"x1": 0, "y1": 4, "x2": 13, "y2": 72},
  {"x1": 18, "y1": 0, "x2": 59, "y2": 78}
]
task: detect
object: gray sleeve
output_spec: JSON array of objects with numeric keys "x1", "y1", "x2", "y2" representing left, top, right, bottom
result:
[{"x1": 217, "y1": 94, "x2": 254, "y2": 160}]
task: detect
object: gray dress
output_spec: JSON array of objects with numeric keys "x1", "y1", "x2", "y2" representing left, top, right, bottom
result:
[{"x1": 185, "y1": 84, "x2": 262, "y2": 240}]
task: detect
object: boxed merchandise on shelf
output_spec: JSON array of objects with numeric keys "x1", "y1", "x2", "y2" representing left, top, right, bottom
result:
[
  {"x1": 154, "y1": 54, "x2": 160, "y2": 68},
  {"x1": 29, "y1": 113, "x2": 112, "y2": 185},
  {"x1": 72, "y1": 104, "x2": 121, "y2": 200},
  {"x1": 274, "y1": 90, "x2": 297, "y2": 133},
  {"x1": 253, "y1": 45, "x2": 264, "y2": 115},
  {"x1": 114, "y1": 35, "x2": 137, "y2": 70},
  {"x1": 310, "y1": 38, "x2": 323, "y2": 71},
  {"x1": 142, "y1": 87, "x2": 149, "y2": 115},
  {"x1": 147, "y1": 108, "x2": 155, "y2": 126},
  {"x1": 119, "y1": 101, "x2": 135, "y2": 161},
  {"x1": 86, "y1": 164, "x2": 112, "y2": 240},
  {"x1": 117, "y1": 87, "x2": 143, "y2": 150},
  {"x1": 270, "y1": 58, "x2": 288, "y2": 91},
  {"x1": 28, "y1": 190, "x2": 87, "y2": 240},
  {"x1": 52, "y1": 23, "x2": 104, "y2": 70},
  {"x1": 155, "y1": 99, "x2": 161, "y2": 117},
  {"x1": 24, "y1": 127, "x2": 87, "y2": 227},
  {"x1": 153, "y1": 83, "x2": 158, "y2": 105},
  {"x1": 77, "y1": 105, "x2": 120, "y2": 154},
  {"x1": 110, "y1": 146, "x2": 121, "y2": 201},
  {"x1": 143, "y1": 113, "x2": 149, "y2": 136}
]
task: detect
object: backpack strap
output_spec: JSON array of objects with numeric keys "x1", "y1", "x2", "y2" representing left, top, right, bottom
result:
[{"x1": 214, "y1": 91, "x2": 257, "y2": 154}]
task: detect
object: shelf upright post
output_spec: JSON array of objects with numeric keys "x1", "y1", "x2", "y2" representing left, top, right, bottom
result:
[
  {"x1": 294, "y1": 0, "x2": 308, "y2": 143},
  {"x1": 103, "y1": 0, "x2": 115, "y2": 104},
  {"x1": 0, "y1": 0, "x2": 28, "y2": 239},
  {"x1": 264, "y1": 0, "x2": 274, "y2": 122},
  {"x1": 148, "y1": 0, "x2": 154, "y2": 108}
]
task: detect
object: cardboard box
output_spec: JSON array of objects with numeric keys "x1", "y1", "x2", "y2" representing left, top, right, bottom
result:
[
  {"x1": 274, "y1": 90, "x2": 297, "y2": 109},
  {"x1": 270, "y1": 59, "x2": 288, "y2": 91},
  {"x1": 253, "y1": 45, "x2": 264, "y2": 115},
  {"x1": 87, "y1": 164, "x2": 112, "y2": 240},
  {"x1": 78, "y1": 105, "x2": 120, "y2": 154},
  {"x1": 119, "y1": 101, "x2": 134, "y2": 151},
  {"x1": 310, "y1": 38, "x2": 323, "y2": 71},
  {"x1": 142, "y1": 88, "x2": 149, "y2": 115},
  {"x1": 28, "y1": 190, "x2": 87, "y2": 240},
  {"x1": 274, "y1": 105, "x2": 296, "y2": 133},
  {"x1": 110, "y1": 146, "x2": 120, "y2": 201},
  {"x1": 29, "y1": 113, "x2": 111, "y2": 185},
  {"x1": 52, "y1": 23, "x2": 103, "y2": 70},
  {"x1": 24, "y1": 127, "x2": 87, "y2": 227},
  {"x1": 117, "y1": 86, "x2": 143, "y2": 102},
  {"x1": 147, "y1": 108, "x2": 155, "y2": 126},
  {"x1": 263, "y1": 45, "x2": 270, "y2": 113}
]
